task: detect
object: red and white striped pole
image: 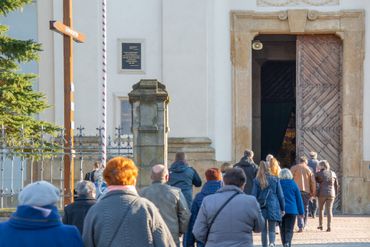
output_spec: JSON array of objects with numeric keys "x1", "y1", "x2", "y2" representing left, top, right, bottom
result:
[{"x1": 101, "y1": 0, "x2": 107, "y2": 165}]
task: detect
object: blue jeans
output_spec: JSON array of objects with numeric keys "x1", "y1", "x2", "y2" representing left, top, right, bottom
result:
[
  {"x1": 298, "y1": 191, "x2": 310, "y2": 229},
  {"x1": 262, "y1": 219, "x2": 276, "y2": 247}
]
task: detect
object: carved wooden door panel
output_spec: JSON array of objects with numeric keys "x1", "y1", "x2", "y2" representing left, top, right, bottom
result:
[{"x1": 296, "y1": 35, "x2": 342, "y2": 210}]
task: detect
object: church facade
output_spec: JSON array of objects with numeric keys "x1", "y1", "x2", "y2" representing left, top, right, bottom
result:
[{"x1": 4, "y1": 0, "x2": 370, "y2": 213}]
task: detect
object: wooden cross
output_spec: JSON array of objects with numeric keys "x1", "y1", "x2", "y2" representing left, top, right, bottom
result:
[{"x1": 49, "y1": 0, "x2": 86, "y2": 205}]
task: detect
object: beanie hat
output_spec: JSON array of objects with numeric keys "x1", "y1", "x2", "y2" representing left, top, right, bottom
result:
[
  {"x1": 205, "y1": 168, "x2": 222, "y2": 181},
  {"x1": 18, "y1": 181, "x2": 60, "y2": 207}
]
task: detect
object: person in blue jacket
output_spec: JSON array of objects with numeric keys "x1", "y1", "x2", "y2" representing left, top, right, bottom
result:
[
  {"x1": 185, "y1": 168, "x2": 223, "y2": 247},
  {"x1": 0, "y1": 181, "x2": 83, "y2": 247},
  {"x1": 252, "y1": 161, "x2": 285, "y2": 247},
  {"x1": 168, "y1": 152, "x2": 202, "y2": 207},
  {"x1": 279, "y1": 168, "x2": 305, "y2": 247}
]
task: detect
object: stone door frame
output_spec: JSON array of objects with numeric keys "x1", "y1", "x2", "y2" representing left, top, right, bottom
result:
[{"x1": 230, "y1": 10, "x2": 364, "y2": 213}]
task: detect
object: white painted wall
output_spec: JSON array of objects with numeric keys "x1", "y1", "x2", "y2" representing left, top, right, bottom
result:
[
  {"x1": 31, "y1": 0, "x2": 370, "y2": 161},
  {"x1": 163, "y1": 0, "x2": 209, "y2": 138}
]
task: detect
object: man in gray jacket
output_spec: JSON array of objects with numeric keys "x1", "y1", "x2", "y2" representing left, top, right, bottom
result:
[
  {"x1": 193, "y1": 168, "x2": 264, "y2": 247},
  {"x1": 141, "y1": 164, "x2": 190, "y2": 246}
]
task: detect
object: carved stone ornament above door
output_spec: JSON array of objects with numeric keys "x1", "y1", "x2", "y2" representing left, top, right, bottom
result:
[{"x1": 257, "y1": 0, "x2": 339, "y2": 7}]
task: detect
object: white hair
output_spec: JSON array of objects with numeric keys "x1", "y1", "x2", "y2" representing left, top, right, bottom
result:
[
  {"x1": 279, "y1": 168, "x2": 293, "y2": 180},
  {"x1": 266, "y1": 154, "x2": 274, "y2": 163}
]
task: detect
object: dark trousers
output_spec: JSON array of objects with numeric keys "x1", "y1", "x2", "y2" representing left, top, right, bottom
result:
[
  {"x1": 309, "y1": 197, "x2": 318, "y2": 217},
  {"x1": 298, "y1": 191, "x2": 310, "y2": 229},
  {"x1": 280, "y1": 214, "x2": 296, "y2": 247}
]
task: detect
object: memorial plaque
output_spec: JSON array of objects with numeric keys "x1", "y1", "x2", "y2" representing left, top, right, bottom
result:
[{"x1": 119, "y1": 39, "x2": 145, "y2": 73}]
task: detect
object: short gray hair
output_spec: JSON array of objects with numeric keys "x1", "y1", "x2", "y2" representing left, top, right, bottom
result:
[
  {"x1": 279, "y1": 168, "x2": 293, "y2": 180},
  {"x1": 319, "y1": 160, "x2": 330, "y2": 170},
  {"x1": 76, "y1": 180, "x2": 96, "y2": 197}
]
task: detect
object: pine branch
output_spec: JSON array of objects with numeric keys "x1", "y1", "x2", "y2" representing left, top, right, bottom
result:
[{"x1": 0, "y1": 0, "x2": 32, "y2": 16}]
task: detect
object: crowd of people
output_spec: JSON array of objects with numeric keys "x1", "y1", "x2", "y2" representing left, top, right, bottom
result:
[{"x1": 0, "y1": 150, "x2": 339, "y2": 247}]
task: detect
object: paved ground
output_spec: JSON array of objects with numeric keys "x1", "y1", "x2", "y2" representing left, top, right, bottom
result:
[
  {"x1": 1, "y1": 215, "x2": 369, "y2": 246},
  {"x1": 254, "y1": 216, "x2": 370, "y2": 247}
]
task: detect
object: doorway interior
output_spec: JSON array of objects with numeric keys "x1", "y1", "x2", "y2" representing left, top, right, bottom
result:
[{"x1": 252, "y1": 35, "x2": 296, "y2": 167}]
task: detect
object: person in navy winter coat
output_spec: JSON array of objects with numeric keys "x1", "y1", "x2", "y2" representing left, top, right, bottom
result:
[
  {"x1": 168, "y1": 152, "x2": 202, "y2": 207},
  {"x1": 252, "y1": 162, "x2": 285, "y2": 247},
  {"x1": 185, "y1": 168, "x2": 223, "y2": 247},
  {"x1": 279, "y1": 168, "x2": 304, "y2": 247},
  {"x1": 0, "y1": 181, "x2": 83, "y2": 247},
  {"x1": 234, "y1": 149, "x2": 258, "y2": 195}
]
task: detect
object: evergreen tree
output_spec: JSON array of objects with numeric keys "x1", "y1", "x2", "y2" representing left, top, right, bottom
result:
[{"x1": 0, "y1": 0, "x2": 60, "y2": 149}]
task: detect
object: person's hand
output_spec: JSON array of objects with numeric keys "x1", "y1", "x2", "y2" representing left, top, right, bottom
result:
[
  {"x1": 298, "y1": 215, "x2": 304, "y2": 219},
  {"x1": 281, "y1": 210, "x2": 285, "y2": 216}
]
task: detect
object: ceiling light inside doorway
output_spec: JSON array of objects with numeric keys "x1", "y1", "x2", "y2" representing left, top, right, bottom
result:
[{"x1": 252, "y1": 40, "x2": 263, "y2": 50}]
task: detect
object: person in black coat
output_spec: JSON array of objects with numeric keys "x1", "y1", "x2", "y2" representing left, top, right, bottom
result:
[
  {"x1": 234, "y1": 149, "x2": 258, "y2": 195},
  {"x1": 84, "y1": 161, "x2": 100, "y2": 183},
  {"x1": 63, "y1": 180, "x2": 96, "y2": 234}
]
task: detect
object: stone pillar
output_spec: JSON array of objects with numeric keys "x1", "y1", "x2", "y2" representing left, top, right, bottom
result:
[{"x1": 129, "y1": 80, "x2": 169, "y2": 188}]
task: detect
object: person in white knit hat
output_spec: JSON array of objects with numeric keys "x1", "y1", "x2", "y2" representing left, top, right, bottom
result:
[{"x1": 0, "y1": 181, "x2": 83, "y2": 247}]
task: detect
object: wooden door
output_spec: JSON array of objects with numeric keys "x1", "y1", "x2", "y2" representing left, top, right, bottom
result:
[{"x1": 296, "y1": 35, "x2": 342, "y2": 210}]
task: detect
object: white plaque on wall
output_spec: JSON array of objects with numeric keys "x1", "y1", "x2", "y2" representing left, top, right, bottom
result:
[{"x1": 257, "y1": 0, "x2": 339, "y2": 7}]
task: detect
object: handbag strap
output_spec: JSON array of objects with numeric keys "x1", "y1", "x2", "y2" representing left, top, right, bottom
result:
[
  {"x1": 107, "y1": 197, "x2": 139, "y2": 246},
  {"x1": 205, "y1": 191, "x2": 240, "y2": 243}
]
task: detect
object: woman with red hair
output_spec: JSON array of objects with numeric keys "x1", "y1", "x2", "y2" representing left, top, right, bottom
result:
[
  {"x1": 82, "y1": 157, "x2": 176, "y2": 247},
  {"x1": 185, "y1": 168, "x2": 223, "y2": 247}
]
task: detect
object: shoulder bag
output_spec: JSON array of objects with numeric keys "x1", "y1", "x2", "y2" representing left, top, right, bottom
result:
[
  {"x1": 204, "y1": 191, "x2": 240, "y2": 243},
  {"x1": 107, "y1": 197, "x2": 139, "y2": 246},
  {"x1": 257, "y1": 188, "x2": 271, "y2": 209}
]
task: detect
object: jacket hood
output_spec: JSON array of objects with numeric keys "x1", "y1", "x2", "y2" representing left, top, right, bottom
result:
[
  {"x1": 217, "y1": 185, "x2": 243, "y2": 194},
  {"x1": 8, "y1": 205, "x2": 62, "y2": 229},
  {"x1": 236, "y1": 157, "x2": 255, "y2": 167},
  {"x1": 200, "y1": 180, "x2": 223, "y2": 196},
  {"x1": 170, "y1": 160, "x2": 189, "y2": 173}
]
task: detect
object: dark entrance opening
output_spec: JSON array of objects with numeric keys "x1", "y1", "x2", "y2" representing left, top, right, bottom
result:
[
  {"x1": 252, "y1": 35, "x2": 296, "y2": 168},
  {"x1": 261, "y1": 61, "x2": 296, "y2": 168}
]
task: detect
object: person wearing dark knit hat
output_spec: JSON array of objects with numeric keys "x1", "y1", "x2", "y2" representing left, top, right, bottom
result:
[
  {"x1": 185, "y1": 168, "x2": 223, "y2": 247},
  {"x1": 0, "y1": 181, "x2": 83, "y2": 247}
]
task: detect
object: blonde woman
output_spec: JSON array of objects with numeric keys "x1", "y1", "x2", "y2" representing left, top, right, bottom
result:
[
  {"x1": 269, "y1": 158, "x2": 281, "y2": 177},
  {"x1": 252, "y1": 162, "x2": 285, "y2": 247}
]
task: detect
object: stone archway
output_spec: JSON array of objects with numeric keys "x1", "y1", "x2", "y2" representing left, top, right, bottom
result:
[{"x1": 230, "y1": 10, "x2": 365, "y2": 213}]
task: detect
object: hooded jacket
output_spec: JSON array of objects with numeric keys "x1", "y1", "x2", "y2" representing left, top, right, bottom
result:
[
  {"x1": 168, "y1": 160, "x2": 202, "y2": 207},
  {"x1": 186, "y1": 180, "x2": 223, "y2": 247},
  {"x1": 252, "y1": 174, "x2": 285, "y2": 221},
  {"x1": 234, "y1": 156, "x2": 258, "y2": 195},
  {"x1": 0, "y1": 205, "x2": 83, "y2": 247}
]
